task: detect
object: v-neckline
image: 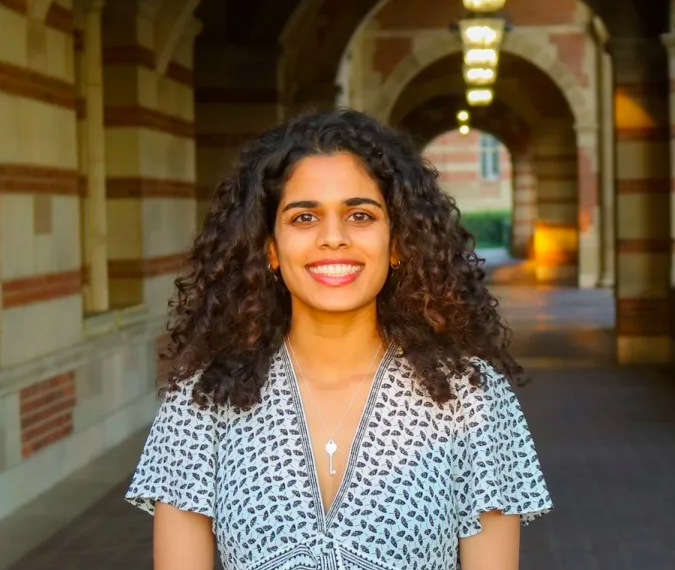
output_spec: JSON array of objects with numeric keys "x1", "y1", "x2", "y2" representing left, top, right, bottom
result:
[{"x1": 281, "y1": 342, "x2": 395, "y2": 532}]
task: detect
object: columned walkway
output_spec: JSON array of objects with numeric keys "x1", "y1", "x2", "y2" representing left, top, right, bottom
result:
[{"x1": 2, "y1": 253, "x2": 673, "y2": 570}]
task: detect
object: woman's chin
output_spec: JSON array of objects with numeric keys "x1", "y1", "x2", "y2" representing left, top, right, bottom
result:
[{"x1": 294, "y1": 292, "x2": 377, "y2": 316}]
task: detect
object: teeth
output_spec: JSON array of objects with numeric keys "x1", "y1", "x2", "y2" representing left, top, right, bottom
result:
[{"x1": 309, "y1": 264, "x2": 362, "y2": 277}]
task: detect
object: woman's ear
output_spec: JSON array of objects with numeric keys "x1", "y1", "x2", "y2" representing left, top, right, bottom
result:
[
  {"x1": 389, "y1": 239, "x2": 400, "y2": 268},
  {"x1": 267, "y1": 237, "x2": 279, "y2": 271}
]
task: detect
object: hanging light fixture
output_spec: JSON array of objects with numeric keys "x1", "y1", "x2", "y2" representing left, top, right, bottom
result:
[
  {"x1": 459, "y1": 124, "x2": 470, "y2": 135},
  {"x1": 462, "y1": 0, "x2": 507, "y2": 12},
  {"x1": 463, "y1": 65, "x2": 496, "y2": 86},
  {"x1": 459, "y1": 18, "x2": 505, "y2": 49},
  {"x1": 457, "y1": 110, "x2": 470, "y2": 122},
  {"x1": 464, "y1": 47, "x2": 499, "y2": 67},
  {"x1": 466, "y1": 88, "x2": 494, "y2": 106}
]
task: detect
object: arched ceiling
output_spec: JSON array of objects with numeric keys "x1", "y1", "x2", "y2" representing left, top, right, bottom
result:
[
  {"x1": 391, "y1": 51, "x2": 573, "y2": 137},
  {"x1": 195, "y1": 0, "x2": 669, "y2": 81},
  {"x1": 398, "y1": 95, "x2": 531, "y2": 155}
]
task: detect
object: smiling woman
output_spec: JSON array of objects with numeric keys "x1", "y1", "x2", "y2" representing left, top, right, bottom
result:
[{"x1": 125, "y1": 109, "x2": 553, "y2": 570}]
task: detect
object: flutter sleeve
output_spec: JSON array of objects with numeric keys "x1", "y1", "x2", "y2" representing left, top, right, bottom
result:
[
  {"x1": 452, "y1": 359, "x2": 553, "y2": 538},
  {"x1": 125, "y1": 374, "x2": 222, "y2": 518}
]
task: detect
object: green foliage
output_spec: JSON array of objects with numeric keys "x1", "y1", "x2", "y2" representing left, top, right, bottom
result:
[{"x1": 460, "y1": 209, "x2": 512, "y2": 249}]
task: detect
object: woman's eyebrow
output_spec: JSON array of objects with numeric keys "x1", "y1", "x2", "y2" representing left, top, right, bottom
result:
[
  {"x1": 282, "y1": 197, "x2": 383, "y2": 212},
  {"x1": 282, "y1": 200, "x2": 319, "y2": 212}
]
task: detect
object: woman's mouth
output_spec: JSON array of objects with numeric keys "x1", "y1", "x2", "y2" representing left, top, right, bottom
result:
[{"x1": 306, "y1": 262, "x2": 364, "y2": 286}]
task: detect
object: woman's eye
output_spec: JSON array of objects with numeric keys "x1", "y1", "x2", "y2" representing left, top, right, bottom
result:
[
  {"x1": 349, "y1": 211, "x2": 375, "y2": 222},
  {"x1": 292, "y1": 213, "x2": 318, "y2": 223}
]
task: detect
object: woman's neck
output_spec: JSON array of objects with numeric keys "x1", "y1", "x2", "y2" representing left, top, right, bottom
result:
[{"x1": 286, "y1": 301, "x2": 385, "y2": 387}]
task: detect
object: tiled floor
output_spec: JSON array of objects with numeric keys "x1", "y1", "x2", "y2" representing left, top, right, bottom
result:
[{"x1": 5, "y1": 254, "x2": 674, "y2": 570}]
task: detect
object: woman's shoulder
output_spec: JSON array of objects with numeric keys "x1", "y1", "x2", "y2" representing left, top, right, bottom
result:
[
  {"x1": 446, "y1": 356, "x2": 507, "y2": 397},
  {"x1": 443, "y1": 357, "x2": 521, "y2": 426}
]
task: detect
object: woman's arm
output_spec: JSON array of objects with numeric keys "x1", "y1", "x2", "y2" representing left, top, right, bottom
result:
[
  {"x1": 154, "y1": 502, "x2": 215, "y2": 570},
  {"x1": 458, "y1": 511, "x2": 521, "y2": 570}
]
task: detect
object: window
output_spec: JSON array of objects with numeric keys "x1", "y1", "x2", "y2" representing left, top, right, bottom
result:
[{"x1": 479, "y1": 133, "x2": 500, "y2": 180}]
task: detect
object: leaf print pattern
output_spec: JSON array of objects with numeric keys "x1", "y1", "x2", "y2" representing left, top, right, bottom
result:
[
  {"x1": 452, "y1": 358, "x2": 553, "y2": 537},
  {"x1": 125, "y1": 351, "x2": 552, "y2": 570},
  {"x1": 125, "y1": 375, "x2": 224, "y2": 519}
]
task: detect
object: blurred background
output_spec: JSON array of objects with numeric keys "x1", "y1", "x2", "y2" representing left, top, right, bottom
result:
[{"x1": 0, "y1": 0, "x2": 673, "y2": 568}]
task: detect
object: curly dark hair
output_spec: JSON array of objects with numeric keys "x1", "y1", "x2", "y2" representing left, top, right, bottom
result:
[{"x1": 162, "y1": 109, "x2": 522, "y2": 409}]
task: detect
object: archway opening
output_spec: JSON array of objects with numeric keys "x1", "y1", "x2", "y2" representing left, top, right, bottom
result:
[{"x1": 423, "y1": 129, "x2": 514, "y2": 261}]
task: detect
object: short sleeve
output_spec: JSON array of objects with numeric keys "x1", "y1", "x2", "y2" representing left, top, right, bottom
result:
[
  {"x1": 125, "y1": 374, "x2": 222, "y2": 518},
  {"x1": 452, "y1": 359, "x2": 553, "y2": 538}
]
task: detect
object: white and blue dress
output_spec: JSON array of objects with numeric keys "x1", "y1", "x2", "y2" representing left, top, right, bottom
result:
[{"x1": 126, "y1": 345, "x2": 553, "y2": 570}]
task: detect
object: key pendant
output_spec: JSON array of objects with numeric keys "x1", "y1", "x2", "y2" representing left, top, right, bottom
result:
[{"x1": 325, "y1": 439, "x2": 338, "y2": 475}]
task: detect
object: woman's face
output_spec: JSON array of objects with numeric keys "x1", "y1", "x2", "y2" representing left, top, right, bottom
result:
[{"x1": 268, "y1": 152, "x2": 397, "y2": 316}]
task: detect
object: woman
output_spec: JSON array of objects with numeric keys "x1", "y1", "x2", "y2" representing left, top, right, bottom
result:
[{"x1": 126, "y1": 109, "x2": 553, "y2": 570}]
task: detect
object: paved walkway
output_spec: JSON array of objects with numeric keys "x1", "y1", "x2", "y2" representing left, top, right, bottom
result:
[{"x1": 4, "y1": 254, "x2": 674, "y2": 570}]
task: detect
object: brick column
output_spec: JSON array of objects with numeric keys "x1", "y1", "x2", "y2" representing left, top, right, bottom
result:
[
  {"x1": 288, "y1": 82, "x2": 341, "y2": 116},
  {"x1": 102, "y1": 3, "x2": 198, "y2": 314},
  {"x1": 0, "y1": 1, "x2": 83, "y2": 367},
  {"x1": 610, "y1": 38, "x2": 672, "y2": 363},
  {"x1": 75, "y1": 0, "x2": 109, "y2": 313},
  {"x1": 195, "y1": 44, "x2": 281, "y2": 218},
  {"x1": 662, "y1": 32, "x2": 675, "y2": 356},
  {"x1": 576, "y1": 124, "x2": 601, "y2": 289},
  {"x1": 598, "y1": 48, "x2": 615, "y2": 288},
  {"x1": 511, "y1": 151, "x2": 537, "y2": 258},
  {"x1": 533, "y1": 123, "x2": 579, "y2": 284}
]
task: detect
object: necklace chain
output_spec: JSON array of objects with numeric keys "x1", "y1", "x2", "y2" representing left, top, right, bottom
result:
[{"x1": 286, "y1": 339, "x2": 383, "y2": 476}]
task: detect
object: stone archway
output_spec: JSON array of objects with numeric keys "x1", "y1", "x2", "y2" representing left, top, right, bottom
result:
[{"x1": 369, "y1": 33, "x2": 594, "y2": 130}]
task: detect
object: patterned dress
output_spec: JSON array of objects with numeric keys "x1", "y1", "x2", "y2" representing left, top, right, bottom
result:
[{"x1": 126, "y1": 344, "x2": 553, "y2": 570}]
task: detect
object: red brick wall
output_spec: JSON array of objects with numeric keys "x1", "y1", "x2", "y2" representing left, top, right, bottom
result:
[
  {"x1": 423, "y1": 131, "x2": 512, "y2": 211},
  {"x1": 20, "y1": 372, "x2": 76, "y2": 458}
]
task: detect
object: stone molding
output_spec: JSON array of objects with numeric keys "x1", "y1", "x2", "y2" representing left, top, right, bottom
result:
[{"x1": 0, "y1": 311, "x2": 166, "y2": 399}]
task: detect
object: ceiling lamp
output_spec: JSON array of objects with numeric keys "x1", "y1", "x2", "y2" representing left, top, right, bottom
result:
[
  {"x1": 457, "y1": 110, "x2": 470, "y2": 122},
  {"x1": 459, "y1": 18, "x2": 505, "y2": 49},
  {"x1": 463, "y1": 47, "x2": 499, "y2": 67},
  {"x1": 462, "y1": 0, "x2": 507, "y2": 12},
  {"x1": 463, "y1": 65, "x2": 496, "y2": 85},
  {"x1": 459, "y1": 124, "x2": 470, "y2": 135},
  {"x1": 466, "y1": 88, "x2": 494, "y2": 106}
]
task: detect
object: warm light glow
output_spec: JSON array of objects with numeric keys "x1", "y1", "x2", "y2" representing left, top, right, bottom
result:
[
  {"x1": 459, "y1": 18, "x2": 505, "y2": 49},
  {"x1": 457, "y1": 110, "x2": 470, "y2": 122},
  {"x1": 466, "y1": 88, "x2": 494, "y2": 106},
  {"x1": 463, "y1": 65, "x2": 496, "y2": 85},
  {"x1": 462, "y1": 0, "x2": 507, "y2": 12},
  {"x1": 464, "y1": 48, "x2": 499, "y2": 67},
  {"x1": 459, "y1": 125, "x2": 470, "y2": 135}
]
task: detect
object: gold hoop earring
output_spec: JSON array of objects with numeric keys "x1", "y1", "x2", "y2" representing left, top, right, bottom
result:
[{"x1": 390, "y1": 261, "x2": 401, "y2": 270}]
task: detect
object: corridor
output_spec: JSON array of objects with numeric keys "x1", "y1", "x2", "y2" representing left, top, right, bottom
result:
[{"x1": 2, "y1": 252, "x2": 673, "y2": 570}]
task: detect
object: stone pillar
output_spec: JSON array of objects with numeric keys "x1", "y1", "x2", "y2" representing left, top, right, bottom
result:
[
  {"x1": 662, "y1": 32, "x2": 675, "y2": 356},
  {"x1": 287, "y1": 82, "x2": 341, "y2": 117},
  {"x1": 533, "y1": 123, "x2": 579, "y2": 284},
  {"x1": 598, "y1": 49, "x2": 615, "y2": 288},
  {"x1": 576, "y1": 124, "x2": 601, "y2": 289},
  {"x1": 610, "y1": 38, "x2": 672, "y2": 363},
  {"x1": 511, "y1": 151, "x2": 537, "y2": 258},
  {"x1": 76, "y1": 0, "x2": 109, "y2": 313},
  {"x1": 194, "y1": 44, "x2": 281, "y2": 219},
  {"x1": 102, "y1": 3, "x2": 198, "y2": 314}
]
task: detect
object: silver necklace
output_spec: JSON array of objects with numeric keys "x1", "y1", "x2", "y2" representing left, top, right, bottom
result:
[{"x1": 286, "y1": 339, "x2": 383, "y2": 476}]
